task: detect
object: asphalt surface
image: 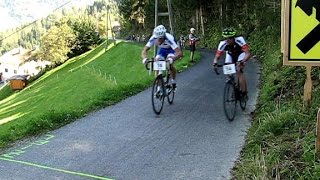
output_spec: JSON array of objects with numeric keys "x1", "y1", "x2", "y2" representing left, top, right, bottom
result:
[{"x1": 0, "y1": 51, "x2": 260, "y2": 180}]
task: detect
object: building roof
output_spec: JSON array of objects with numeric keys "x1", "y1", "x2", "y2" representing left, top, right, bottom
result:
[{"x1": 0, "y1": 47, "x2": 27, "y2": 66}]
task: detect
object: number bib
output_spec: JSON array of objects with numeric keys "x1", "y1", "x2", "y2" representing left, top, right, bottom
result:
[
  {"x1": 223, "y1": 64, "x2": 236, "y2": 75},
  {"x1": 153, "y1": 61, "x2": 166, "y2": 71}
]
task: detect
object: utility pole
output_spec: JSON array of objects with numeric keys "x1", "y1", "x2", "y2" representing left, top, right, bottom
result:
[{"x1": 105, "y1": 4, "x2": 110, "y2": 52}]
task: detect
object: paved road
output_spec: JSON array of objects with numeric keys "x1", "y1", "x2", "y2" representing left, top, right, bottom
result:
[{"x1": 0, "y1": 51, "x2": 260, "y2": 180}]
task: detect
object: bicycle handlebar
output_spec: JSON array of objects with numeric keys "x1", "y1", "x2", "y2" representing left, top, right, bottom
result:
[
  {"x1": 213, "y1": 64, "x2": 223, "y2": 75},
  {"x1": 213, "y1": 61, "x2": 245, "y2": 75},
  {"x1": 144, "y1": 58, "x2": 153, "y2": 71},
  {"x1": 144, "y1": 58, "x2": 169, "y2": 71}
]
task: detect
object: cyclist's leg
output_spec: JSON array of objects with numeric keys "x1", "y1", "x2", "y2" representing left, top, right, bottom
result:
[
  {"x1": 167, "y1": 51, "x2": 177, "y2": 87},
  {"x1": 190, "y1": 44, "x2": 195, "y2": 62},
  {"x1": 237, "y1": 52, "x2": 248, "y2": 94},
  {"x1": 155, "y1": 50, "x2": 166, "y2": 92}
]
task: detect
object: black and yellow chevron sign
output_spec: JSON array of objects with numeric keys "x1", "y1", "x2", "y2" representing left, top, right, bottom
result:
[{"x1": 289, "y1": 0, "x2": 320, "y2": 60}]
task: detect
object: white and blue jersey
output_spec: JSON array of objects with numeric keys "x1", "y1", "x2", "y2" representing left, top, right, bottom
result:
[{"x1": 146, "y1": 33, "x2": 178, "y2": 59}]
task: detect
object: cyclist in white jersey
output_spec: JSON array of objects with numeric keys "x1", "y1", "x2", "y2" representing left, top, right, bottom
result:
[
  {"x1": 213, "y1": 27, "x2": 251, "y2": 96},
  {"x1": 141, "y1": 25, "x2": 183, "y2": 88}
]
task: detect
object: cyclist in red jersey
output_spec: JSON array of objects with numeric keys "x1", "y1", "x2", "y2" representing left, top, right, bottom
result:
[{"x1": 213, "y1": 27, "x2": 251, "y2": 96}]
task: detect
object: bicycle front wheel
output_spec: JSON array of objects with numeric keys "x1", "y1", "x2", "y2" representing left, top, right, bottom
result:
[
  {"x1": 223, "y1": 81, "x2": 237, "y2": 121},
  {"x1": 151, "y1": 75, "x2": 165, "y2": 115}
]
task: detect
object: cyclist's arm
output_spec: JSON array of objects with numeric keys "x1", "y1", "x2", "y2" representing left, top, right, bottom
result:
[
  {"x1": 141, "y1": 46, "x2": 150, "y2": 59},
  {"x1": 213, "y1": 41, "x2": 225, "y2": 64},
  {"x1": 213, "y1": 52, "x2": 222, "y2": 64},
  {"x1": 141, "y1": 36, "x2": 156, "y2": 59},
  {"x1": 237, "y1": 36, "x2": 251, "y2": 63},
  {"x1": 242, "y1": 48, "x2": 251, "y2": 63},
  {"x1": 165, "y1": 33, "x2": 182, "y2": 60},
  {"x1": 173, "y1": 47, "x2": 183, "y2": 60}
]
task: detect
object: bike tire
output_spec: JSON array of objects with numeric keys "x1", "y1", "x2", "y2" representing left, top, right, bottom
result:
[
  {"x1": 223, "y1": 81, "x2": 237, "y2": 121},
  {"x1": 151, "y1": 75, "x2": 165, "y2": 115}
]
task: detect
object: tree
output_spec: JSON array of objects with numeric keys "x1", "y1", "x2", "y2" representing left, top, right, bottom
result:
[
  {"x1": 119, "y1": 0, "x2": 149, "y2": 30},
  {"x1": 37, "y1": 23, "x2": 76, "y2": 65},
  {"x1": 68, "y1": 15, "x2": 101, "y2": 57}
]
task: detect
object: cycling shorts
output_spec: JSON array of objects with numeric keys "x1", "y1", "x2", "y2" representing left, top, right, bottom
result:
[{"x1": 156, "y1": 48, "x2": 175, "y2": 60}]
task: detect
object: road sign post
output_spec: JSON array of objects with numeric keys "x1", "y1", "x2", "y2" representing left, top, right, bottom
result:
[
  {"x1": 304, "y1": 65, "x2": 312, "y2": 106},
  {"x1": 282, "y1": 0, "x2": 320, "y2": 106},
  {"x1": 317, "y1": 109, "x2": 320, "y2": 155}
]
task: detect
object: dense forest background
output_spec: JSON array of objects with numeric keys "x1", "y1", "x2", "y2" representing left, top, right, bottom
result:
[
  {"x1": 118, "y1": 0, "x2": 280, "y2": 50},
  {"x1": 1, "y1": 0, "x2": 280, "y2": 61}
]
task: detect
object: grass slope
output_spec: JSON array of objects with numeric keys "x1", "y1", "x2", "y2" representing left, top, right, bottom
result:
[
  {"x1": 0, "y1": 41, "x2": 200, "y2": 149},
  {"x1": 233, "y1": 31, "x2": 320, "y2": 178}
]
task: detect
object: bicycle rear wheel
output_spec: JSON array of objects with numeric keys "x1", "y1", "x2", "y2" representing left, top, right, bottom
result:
[
  {"x1": 223, "y1": 81, "x2": 237, "y2": 121},
  {"x1": 152, "y1": 75, "x2": 165, "y2": 114}
]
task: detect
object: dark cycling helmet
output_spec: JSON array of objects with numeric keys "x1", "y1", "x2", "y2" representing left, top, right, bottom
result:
[{"x1": 222, "y1": 27, "x2": 236, "y2": 38}]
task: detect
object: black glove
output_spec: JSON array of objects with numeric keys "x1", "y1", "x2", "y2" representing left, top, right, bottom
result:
[
  {"x1": 213, "y1": 63, "x2": 218, "y2": 68},
  {"x1": 213, "y1": 63, "x2": 219, "y2": 75}
]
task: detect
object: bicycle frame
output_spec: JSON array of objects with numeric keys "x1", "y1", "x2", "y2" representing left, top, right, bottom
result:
[{"x1": 145, "y1": 58, "x2": 170, "y2": 77}]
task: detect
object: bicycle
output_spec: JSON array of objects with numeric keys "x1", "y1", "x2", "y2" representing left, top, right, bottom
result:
[
  {"x1": 145, "y1": 58, "x2": 175, "y2": 115},
  {"x1": 214, "y1": 62, "x2": 248, "y2": 121}
]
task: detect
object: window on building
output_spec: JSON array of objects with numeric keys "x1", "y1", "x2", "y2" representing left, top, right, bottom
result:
[
  {"x1": 14, "y1": 70, "x2": 17, "y2": 74},
  {"x1": 5, "y1": 68, "x2": 8, "y2": 72}
]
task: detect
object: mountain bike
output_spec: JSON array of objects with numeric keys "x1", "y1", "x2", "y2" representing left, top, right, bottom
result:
[
  {"x1": 145, "y1": 58, "x2": 175, "y2": 115},
  {"x1": 214, "y1": 62, "x2": 248, "y2": 121}
]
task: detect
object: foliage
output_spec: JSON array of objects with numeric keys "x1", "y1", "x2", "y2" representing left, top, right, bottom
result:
[
  {"x1": 35, "y1": 23, "x2": 76, "y2": 65},
  {"x1": 0, "y1": 85, "x2": 14, "y2": 101},
  {"x1": 231, "y1": 4, "x2": 320, "y2": 178},
  {"x1": 118, "y1": 0, "x2": 281, "y2": 48},
  {"x1": 67, "y1": 15, "x2": 102, "y2": 57}
]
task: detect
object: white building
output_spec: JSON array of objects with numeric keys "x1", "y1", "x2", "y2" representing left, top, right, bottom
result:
[{"x1": 0, "y1": 47, "x2": 51, "y2": 82}]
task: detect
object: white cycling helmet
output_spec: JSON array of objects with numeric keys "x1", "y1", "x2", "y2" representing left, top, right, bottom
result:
[
  {"x1": 153, "y1": 25, "x2": 167, "y2": 38},
  {"x1": 190, "y1": 28, "x2": 195, "y2": 33}
]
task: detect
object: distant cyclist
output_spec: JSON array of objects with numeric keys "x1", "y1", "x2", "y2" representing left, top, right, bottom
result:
[
  {"x1": 188, "y1": 28, "x2": 200, "y2": 62},
  {"x1": 141, "y1": 25, "x2": 183, "y2": 89},
  {"x1": 213, "y1": 27, "x2": 251, "y2": 96}
]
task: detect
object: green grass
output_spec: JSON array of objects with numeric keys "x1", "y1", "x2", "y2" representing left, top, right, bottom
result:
[
  {"x1": 0, "y1": 41, "x2": 200, "y2": 149},
  {"x1": 0, "y1": 85, "x2": 13, "y2": 101},
  {"x1": 232, "y1": 31, "x2": 320, "y2": 179}
]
